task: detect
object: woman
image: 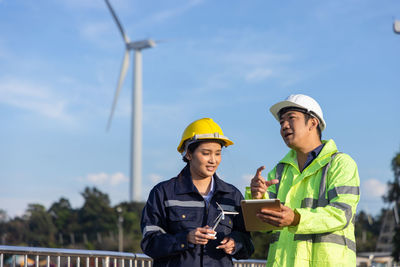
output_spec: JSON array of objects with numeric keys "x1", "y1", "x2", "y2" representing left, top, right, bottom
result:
[{"x1": 141, "y1": 118, "x2": 254, "y2": 266}]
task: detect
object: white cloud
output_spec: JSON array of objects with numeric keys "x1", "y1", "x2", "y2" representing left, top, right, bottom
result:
[
  {"x1": 110, "y1": 172, "x2": 128, "y2": 185},
  {"x1": 148, "y1": 173, "x2": 163, "y2": 184},
  {"x1": 222, "y1": 52, "x2": 292, "y2": 67},
  {"x1": 80, "y1": 21, "x2": 113, "y2": 42},
  {"x1": 87, "y1": 172, "x2": 108, "y2": 184},
  {"x1": 362, "y1": 178, "x2": 387, "y2": 198},
  {"x1": 245, "y1": 68, "x2": 274, "y2": 82},
  {"x1": 60, "y1": 0, "x2": 105, "y2": 9},
  {"x1": 0, "y1": 78, "x2": 71, "y2": 120},
  {"x1": 86, "y1": 172, "x2": 128, "y2": 186},
  {"x1": 137, "y1": 0, "x2": 204, "y2": 27}
]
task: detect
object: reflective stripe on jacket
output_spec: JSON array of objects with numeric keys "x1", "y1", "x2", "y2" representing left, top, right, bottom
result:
[
  {"x1": 245, "y1": 139, "x2": 360, "y2": 267},
  {"x1": 141, "y1": 165, "x2": 254, "y2": 267}
]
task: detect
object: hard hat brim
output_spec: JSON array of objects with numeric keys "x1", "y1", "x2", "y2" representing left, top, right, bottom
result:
[{"x1": 177, "y1": 137, "x2": 234, "y2": 153}]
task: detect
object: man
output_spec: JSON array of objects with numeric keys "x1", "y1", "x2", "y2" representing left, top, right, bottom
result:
[{"x1": 246, "y1": 94, "x2": 360, "y2": 267}]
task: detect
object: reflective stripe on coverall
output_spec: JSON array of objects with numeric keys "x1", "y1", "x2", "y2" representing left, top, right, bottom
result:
[{"x1": 245, "y1": 139, "x2": 360, "y2": 267}]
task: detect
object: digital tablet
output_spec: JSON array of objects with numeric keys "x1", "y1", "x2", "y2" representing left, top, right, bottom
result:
[{"x1": 240, "y1": 199, "x2": 283, "y2": 231}]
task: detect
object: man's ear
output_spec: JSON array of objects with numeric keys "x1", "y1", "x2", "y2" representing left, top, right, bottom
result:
[{"x1": 310, "y1": 117, "x2": 319, "y2": 130}]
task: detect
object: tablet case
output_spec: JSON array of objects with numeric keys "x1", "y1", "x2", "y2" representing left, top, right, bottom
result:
[{"x1": 240, "y1": 199, "x2": 283, "y2": 231}]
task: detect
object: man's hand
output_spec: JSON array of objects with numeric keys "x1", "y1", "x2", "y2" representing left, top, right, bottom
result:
[
  {"x1": 216, "y1": 237, "x2": 236, "y2": 254},
  {"x1": 187, "y1": 226, "x2": 216, "y2": 245},
  {"x1": 250, "y1": 166, "x2": 279, "y2": 199},
  {"x1": 256, "y1": 204, "x2": 300, "y2": 227}
]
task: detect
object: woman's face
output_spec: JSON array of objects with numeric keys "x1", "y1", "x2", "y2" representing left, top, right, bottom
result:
[{"x1": 186, "y1": 141, "x2": 222, "y2": 180}]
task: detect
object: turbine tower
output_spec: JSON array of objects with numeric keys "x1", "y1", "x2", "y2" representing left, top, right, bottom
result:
[{"x1": 104, "y1": 0, "x2": 155, "y2": 202}]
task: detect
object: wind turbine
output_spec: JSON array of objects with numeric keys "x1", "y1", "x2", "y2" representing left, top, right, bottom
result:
[
  {"x1": 394, "y1": 19, "x2": 400, "y2": 34},
  {"x1": 104, "y1": 0, "x2": 156, "y2": 202}
]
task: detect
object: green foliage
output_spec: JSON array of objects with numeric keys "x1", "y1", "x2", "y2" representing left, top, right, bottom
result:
[
  {"x1": 383, "y1": 149, "x2": 400, "y2": 262},
  {"x1": 3, "y1": 217, "x2": 27, "y2": 245},
  {"x1": 354, "y1": 210, "x2": 382, "y2": 252},
  {"x1": 78, "y1": 187, "x2": 117, "y2": 241},
  {"x1": 250, "y1": 231, "x2": 271, "y2": 259},
  {"x1": 25, "y1": 204, "x2": 57, "y2": 247},
  {"x1": 384, "y1": 152, "x2": 400, "y2": 204},
  {"x1": 117, "y1": 201, "x2": 145, "y2": 252}
]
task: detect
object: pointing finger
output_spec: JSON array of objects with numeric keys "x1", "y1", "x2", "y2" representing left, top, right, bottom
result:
[{"x1": 255, "y1": 166, "x2": 266, "y2": 178}]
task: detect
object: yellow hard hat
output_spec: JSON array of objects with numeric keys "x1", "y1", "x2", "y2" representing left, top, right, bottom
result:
[{"x1": 177, "y1": 118, "x2": 234, "y2": 154}]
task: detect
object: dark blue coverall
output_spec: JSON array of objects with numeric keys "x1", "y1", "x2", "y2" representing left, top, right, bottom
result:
[{"x1": 141, "y1": 165, "x2": 254, "y2": 267}]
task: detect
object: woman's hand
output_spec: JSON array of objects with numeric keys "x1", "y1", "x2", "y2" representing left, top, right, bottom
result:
[
  {"x1": 216, "y1": 237, "x2": 236, "y2": 254},
  {"x1": 187, "y1": 225, "x2": 216, "y2": 245}
]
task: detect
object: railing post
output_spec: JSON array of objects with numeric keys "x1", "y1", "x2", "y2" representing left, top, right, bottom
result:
[
  {"x1": 104, "y1": 256, "x2": 110, "y2": 267},
  {"x1": 47, "y1": 255, "x2": 50, "y2": 267},
  {"x1": 35, "y1": 255, "x2": 39, "y2": 267},
  {"x1": 57, "y1": 255, "x2": 61, "y2": 267},
  {"x1": 1, "y1": 253, "x2": 3, "y2": 267},
  {"x1": 77, "y1": 256, "x2": 80, "y2": 267},
  {"x1": 24, "y1": 254, "x2": 27, "y2": 267}
]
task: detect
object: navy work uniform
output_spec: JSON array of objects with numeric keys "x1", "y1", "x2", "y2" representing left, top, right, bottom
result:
[{"x1": 141, "y1": 165, "x2": 254, "y2": 267}]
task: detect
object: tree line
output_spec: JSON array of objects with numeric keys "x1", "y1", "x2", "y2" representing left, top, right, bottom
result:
[
  {"x1": 0, "y1": 147, "x2": 399, "y2": 260},
  {"x1": 0, "y1": 187, "x2": 144, "y2": 252}
]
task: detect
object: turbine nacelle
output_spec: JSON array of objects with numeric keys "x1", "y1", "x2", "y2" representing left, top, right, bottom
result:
[
  {"x1": 394, "y1": 20, "x2": 400, "y2": 34},
  {"x1": 128, "y1": 39, "x2": 156, "y2": 50}
]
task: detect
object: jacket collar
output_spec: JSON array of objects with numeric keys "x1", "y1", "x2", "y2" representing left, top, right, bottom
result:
[
  {"x1": 279, "y1": 139, "x2": 339, "y2": 175},
  {"x1": 175, "y1": 165, "x2": 231, "y2": 195}
]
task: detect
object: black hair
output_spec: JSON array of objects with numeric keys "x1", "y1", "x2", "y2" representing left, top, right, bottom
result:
[
  {"x1": 278, "y1": 106, "x2": 322, "y2": 140},
  {"x1": 182, "y1": 140, "x2": 224, "y2": 163},
  {"x1": 182, "y1": 142, "x2": 202, "y2": 163}
]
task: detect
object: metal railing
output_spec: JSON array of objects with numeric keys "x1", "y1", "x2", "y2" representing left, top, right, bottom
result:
[{"x1": 0, "y1": 245, "x2": 266, "y2": 267}]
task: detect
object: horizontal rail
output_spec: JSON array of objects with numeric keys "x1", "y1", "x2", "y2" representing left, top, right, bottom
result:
[
  {"x1": 0, "y1": 246, "x2": 137, "y2": 259},
  {"x1": 0, "y1": 245, "x2": 266, "y2": 267}
]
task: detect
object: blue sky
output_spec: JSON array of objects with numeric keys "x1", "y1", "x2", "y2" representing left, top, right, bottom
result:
[{"x1": 1, "y1": 0, "x2": 399, "y2": 218}]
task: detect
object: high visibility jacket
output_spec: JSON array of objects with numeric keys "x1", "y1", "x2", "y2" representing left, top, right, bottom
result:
[
  {"x1": 245, "y1": 139, "x2": 360, "y2": 267},
  {"x1": 141, "y1": 165, "x2": 254, "y2": 267}
]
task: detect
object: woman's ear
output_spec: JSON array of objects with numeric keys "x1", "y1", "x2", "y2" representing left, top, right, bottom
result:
[{"x1": 185, "y1": 152, "x2": 192, "y2": 161}]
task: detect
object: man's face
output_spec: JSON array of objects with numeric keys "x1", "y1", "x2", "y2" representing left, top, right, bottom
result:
[{"x1": 279, "y1": 110, "x2": 313, "y2": 149}]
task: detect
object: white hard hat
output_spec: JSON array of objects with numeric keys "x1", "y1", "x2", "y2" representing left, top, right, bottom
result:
[{"x1": 269, "y1": 94, "x2": 326, "y2": 131}]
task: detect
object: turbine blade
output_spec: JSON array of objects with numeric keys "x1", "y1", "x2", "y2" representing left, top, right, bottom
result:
[
  {"x1": 106, "y1": 49, "x2": 130, "y2": 131},
  {"x1": 104, "y1": 0, "x2": 131, "y2": 44}
]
